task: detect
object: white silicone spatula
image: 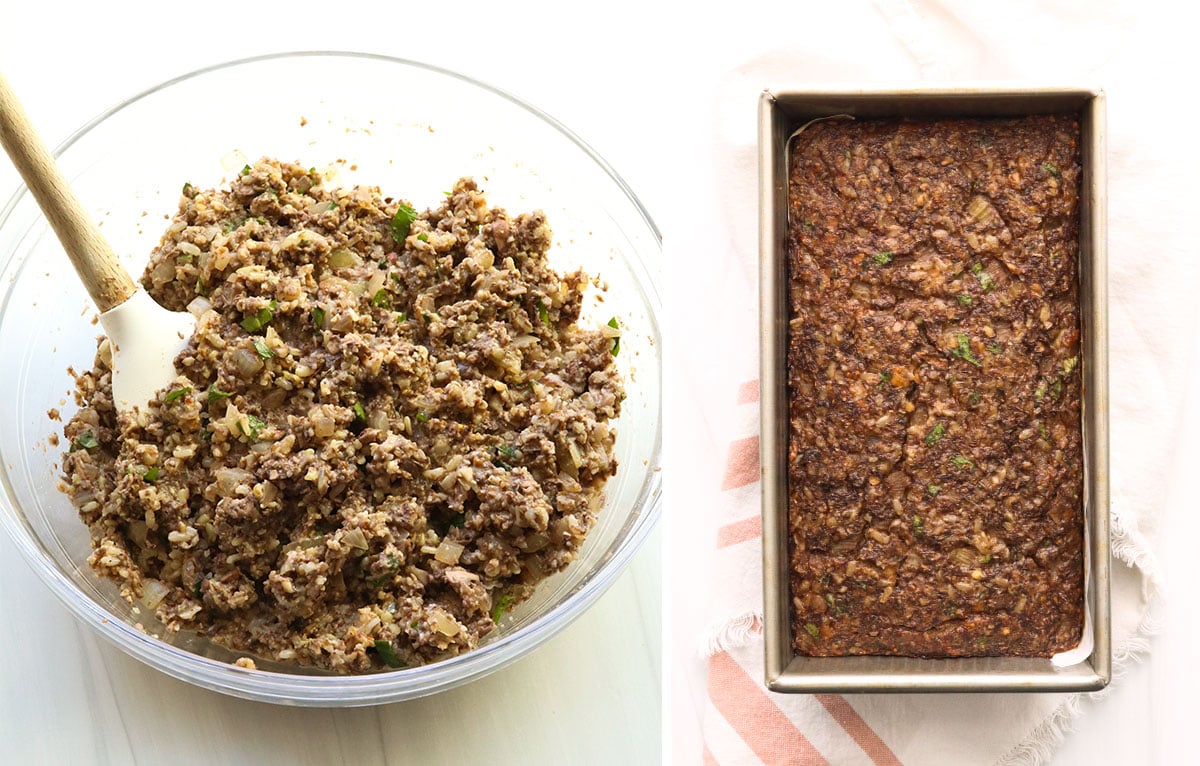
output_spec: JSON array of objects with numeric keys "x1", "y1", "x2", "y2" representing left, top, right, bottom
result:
[{"x1": 0, "y1": 71, "x2": 194, "y2": 413}]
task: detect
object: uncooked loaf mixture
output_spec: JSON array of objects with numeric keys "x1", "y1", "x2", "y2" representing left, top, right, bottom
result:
[
  {"x1": 786, "y1": 115, "x2": 1084, "y2": 657},
  {"x1": 60, "y1": 159, "x2": 623, "y2": 672}
]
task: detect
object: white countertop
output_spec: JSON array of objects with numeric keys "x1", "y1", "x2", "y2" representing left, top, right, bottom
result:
[{"x1": 0, "y1": 4, "x2": 665, "y2": 764}]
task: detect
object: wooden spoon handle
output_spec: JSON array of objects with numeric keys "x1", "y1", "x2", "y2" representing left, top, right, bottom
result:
[{"x1": 0, "y1": 71, "x2": 136, "y2": 313}]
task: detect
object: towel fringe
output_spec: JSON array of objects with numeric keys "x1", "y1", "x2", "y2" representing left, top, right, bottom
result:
[{"x1": 698, "y1": 611, "x2": 763, "y2": 658}]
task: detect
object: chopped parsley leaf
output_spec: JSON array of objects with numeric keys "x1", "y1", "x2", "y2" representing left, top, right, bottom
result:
[
  {"x1": 251, "y1": 338, "x2": 274, "y2": 359},
  {"x1": 371, "y1": 289, "x2": 391, "y2": 309},
  {"x1": 242, "y1": 414, "x2": 267, "y2": 440},
  {"x1": 951, "y1": 334, "x2": 982, "y2": 367},
  {"x1": 926, "y1": 485, "x2": 941, "y2": 497},
  {"x1": 977, "y1": 271, "x2": 995, "y2": 291},
  {"x1": 182, "y1": 182, "x2": 194, "y2": 195},
  {"x1": 207, "y1": 384, "x2": 232, "y2": 403},
  {"x1": 491, "y1": 593, "x2": 514, "y2": 623},
  {"x1": 1034, "y1": 381, "x2": 1048, "y2": 401},
  {"x1": 957, "y1": 293, "x2": 972, "y2": 306},
  {"x1": 913, "y1": 515, "x2": 925, "y2": 537},
  {"x1": 969, "y1": 391, "x2": 982, "y2": 406},
  {"x1": 143, "y1": 466, "x2": 160, "y2": 482},
  {"x1": 240, "y1": 164, "x2": 251, "y2": 176},
  {"x1": 72, "y1": 430, "x2": 100, "y2": 451},
  {"x1": 537, "y1": 299, "x2": 550, "y2": 325},
  {"x1": 987, "y1": 343, "x2": 1002, "y2": 354},
  {"x1": 804, "y1": 622, "x2": 820, "y2": 639},
  {"x1": 971, "y1": 262, "x2": 983, "y2": 275},
  {"x1": 952, "y1": 455, "x2": 975, "y2": 469},
  {"x1": 396, "y1": 311, "x2": 407, "y2": 322},
  {"x1": 1050, "y1": 379, "x2": 1064, "y2": 399},
  {"x1": 311, "y1": 306, "x2": 326, "y2": 329},
  {"x1": 1042, "y1": 162, "x2": 1060, "y2": 176},
  {"x1": 417, "y1": 232, "x2": 429, "y2": 242},
  {"x1": 352, "y1": 402, "x2": 367, "y2": 423},
  {"x1": 415, "y1": 412, "x2": 429, "y2": 423},
  {"x1": 1063, "y1": 356, "x2": 1079, "y2": 375},
  {"x1": 240, "y1": 300, "x2": 277, "y2": 333},
  {"x1": 608, "y1": 317, "x2": 621, "y2": 356},
  {"x1": 925, "y1": 422, "x2": 946, "y2": 446},
  {"x1": 164, "y1": 387, "x2": 192, "y2": 405},
  {"x1": 373, "y1": 640, "x2": 405, "y2": 669},
  {"x1": 1039, "y1": 423, "x2": 1049, "y2": 440},
  {"x1": 872, "y1": 250, "x2": 894, "y2": 267},
  {"x1": 879, "y1": 370, "x2": 893, "y2": 385},
  {"x1": 390, "y1": 203, "x2": 418, "y2": 243}
]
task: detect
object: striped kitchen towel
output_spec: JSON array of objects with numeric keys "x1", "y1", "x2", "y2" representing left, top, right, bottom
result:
[{"x1": 698, "y1": 379, "x2": 1160, "y2": 766}]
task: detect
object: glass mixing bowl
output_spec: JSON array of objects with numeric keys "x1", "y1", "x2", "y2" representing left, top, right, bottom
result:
[{"x1": 0, "y1": 52, "x2": 661, "y2": 706}]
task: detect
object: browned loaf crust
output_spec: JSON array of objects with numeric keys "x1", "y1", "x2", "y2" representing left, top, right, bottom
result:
[{"x1": 786, "y1": 115, "x2": 1084, "y2": 658}]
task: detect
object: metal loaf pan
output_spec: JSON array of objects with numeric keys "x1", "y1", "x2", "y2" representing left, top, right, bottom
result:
[{"x1": 759, "y1": 87, "x2": 1109, "y2": 693}]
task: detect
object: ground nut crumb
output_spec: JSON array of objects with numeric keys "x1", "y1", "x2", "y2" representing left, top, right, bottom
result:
[{"x1": 59, "y1": 159, "x2": 623, "y2": 672}]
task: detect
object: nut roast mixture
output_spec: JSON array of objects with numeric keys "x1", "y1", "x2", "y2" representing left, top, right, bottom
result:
[
  {"x1": 787, "y1": 115, "x2": 1085, "y2": 657},
  {"x1": 60, "y1": 159, "x2": 623, "y2": 671}
]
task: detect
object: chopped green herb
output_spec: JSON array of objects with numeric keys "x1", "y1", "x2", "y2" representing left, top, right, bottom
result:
[
  {"x1": 373, "y1": 640, "x2": 405, "y2": 669},
  {"x1": 182, "y1": 182, "x2": 194, "y2": 195},
  {"x1": 263, "y1": 188, "x2": 278, "y2": 200},
  {"x1": 804, "y1": 622, "x2": 820, "y2": 639},
  {"x1": 396, "y1": 311, "x2": 407, "y2": 322},
  {"x1": 925, "y1": 422, "x2": 946, "y2": 446},
  {"x1": 196, "y1": 275, "x2": 207, "y2": 296},
  {"x1": 417, "y1": 232, "x2": 429, "y2": 242},
  {"x1": 241, "y1": 414, "x2": 267, "y2": 440},
  {"x1": 926, "y1": 485, "x2": 941, "y2": 497},
  {"x1": 143, "y1": 466, "x2": 160, "y2": 482},
  {"x1": 175, "y1": 252, "x2": 194, "y2": 264},
  {"x1": 240, "y1": 300, "x2": 277, "y2": 333},
  {"x1": 536, "y1": 299, "x2": 550, "y2": 325},
  {"x1": 608, "y1": 317, "x2": 621, "y2": 356},
  {"x1": 1041, "y1": 162, "x2": 1060, "y2": 176},
  {"x1": 423, "y1": 313, "x2": 433, "y2": 324},
  {"x1": 971, "y1": 262, "x2": 983, "y2": 275},
  {"x1": 987, "y1": 343, "x2": 1002, "y2": 354},
  {"x1": 952, "y1": 455, "x2": 975, "y2": 469},
  {"x1": 1034, "y1": 381, "x2": 1048, "y2": 401},
  {"x1": 913, "y1": 515, "x2": 925, "y2": 537},
  {"x1": 1039, "y1": 423, "x2": 1049, "y2": 440},
  {"x1": 872, "y1": 250, "x2": 894, "y2": 267},
  {"x1": 495, "y1": 444, "x2": 517, "y2": 468},
  {"x1": 969, "y1": 391, "x2": 982, "y2": 406},
  {"x1": 1050, "y1": 379, "x2": 1064, "y2": 399},
  {"x1": 240, "y1": 164, "x2": 251, "y2": 176},
  {"x1": 164, "y1": 387, "x2": 192, "y2": 405},
  {"x1": 311, "y1": 306, "x2": 327, "y2": 329},
  {"x1": 491, "y1": 593, "x2": 514, "y2": 623},
  {"x1": 415, "y1": 412, "x2": 429, "y2": 423},
  {"x1": 352, "y1": 402, "x2": 367, "y2": 423},
  {"x1": 390, "y1": 203, "x2": 418, "y2": 243},
  {"x1": 1063, "y1": 356, "x2": 1079, "y2": 375},
  {"x1": 207, "y1": 384, "x2": 232, "y2": 403},
  {"x1": 251, "y1": 338, "x2": 274, "y2": 359},
  {"x1": 371, "y1": 289, "x2": 392, "y2": 309},
  {"x1": 957, "y1": 293, "x2": 972, "y2": 306},
  {"x1": 951, "y1": 334, "x2": 982, "y2": 367},
  {"x1": 879, "y1": 370, "x2": 893, "y2": 385},
  {"x1": 72, "y1": 430, "x2": 100, "y2": 451},
  {"x1": 193, "y1": 580, "x2": 203, "y2": 598}
]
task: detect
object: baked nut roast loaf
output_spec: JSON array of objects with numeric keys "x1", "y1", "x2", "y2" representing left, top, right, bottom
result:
[{"x1": 786, "y1": 115, "x2": 1084, "y2": 657}]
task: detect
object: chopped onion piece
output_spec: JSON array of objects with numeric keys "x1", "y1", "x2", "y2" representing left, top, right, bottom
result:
[
  {"x1": 343, "y1": 528, "x2": 369, "y2": 550},
  {"x1": 186, "y1": 296, "x2": 213, "y2": 317},
  {"x1": 430, "y1": 610, "x2": 461, "y2": 637},
  {"x1": 141, "y1": 578, "x2": 170, "y2": 609},
  {"x1": 434, "y1": 539, "x2": 464, "y2": 565}
]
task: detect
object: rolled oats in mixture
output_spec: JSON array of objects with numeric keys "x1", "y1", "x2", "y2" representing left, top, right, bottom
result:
[{"x1": 60, "y1": 159, "x2": 623, "y2": 672}]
